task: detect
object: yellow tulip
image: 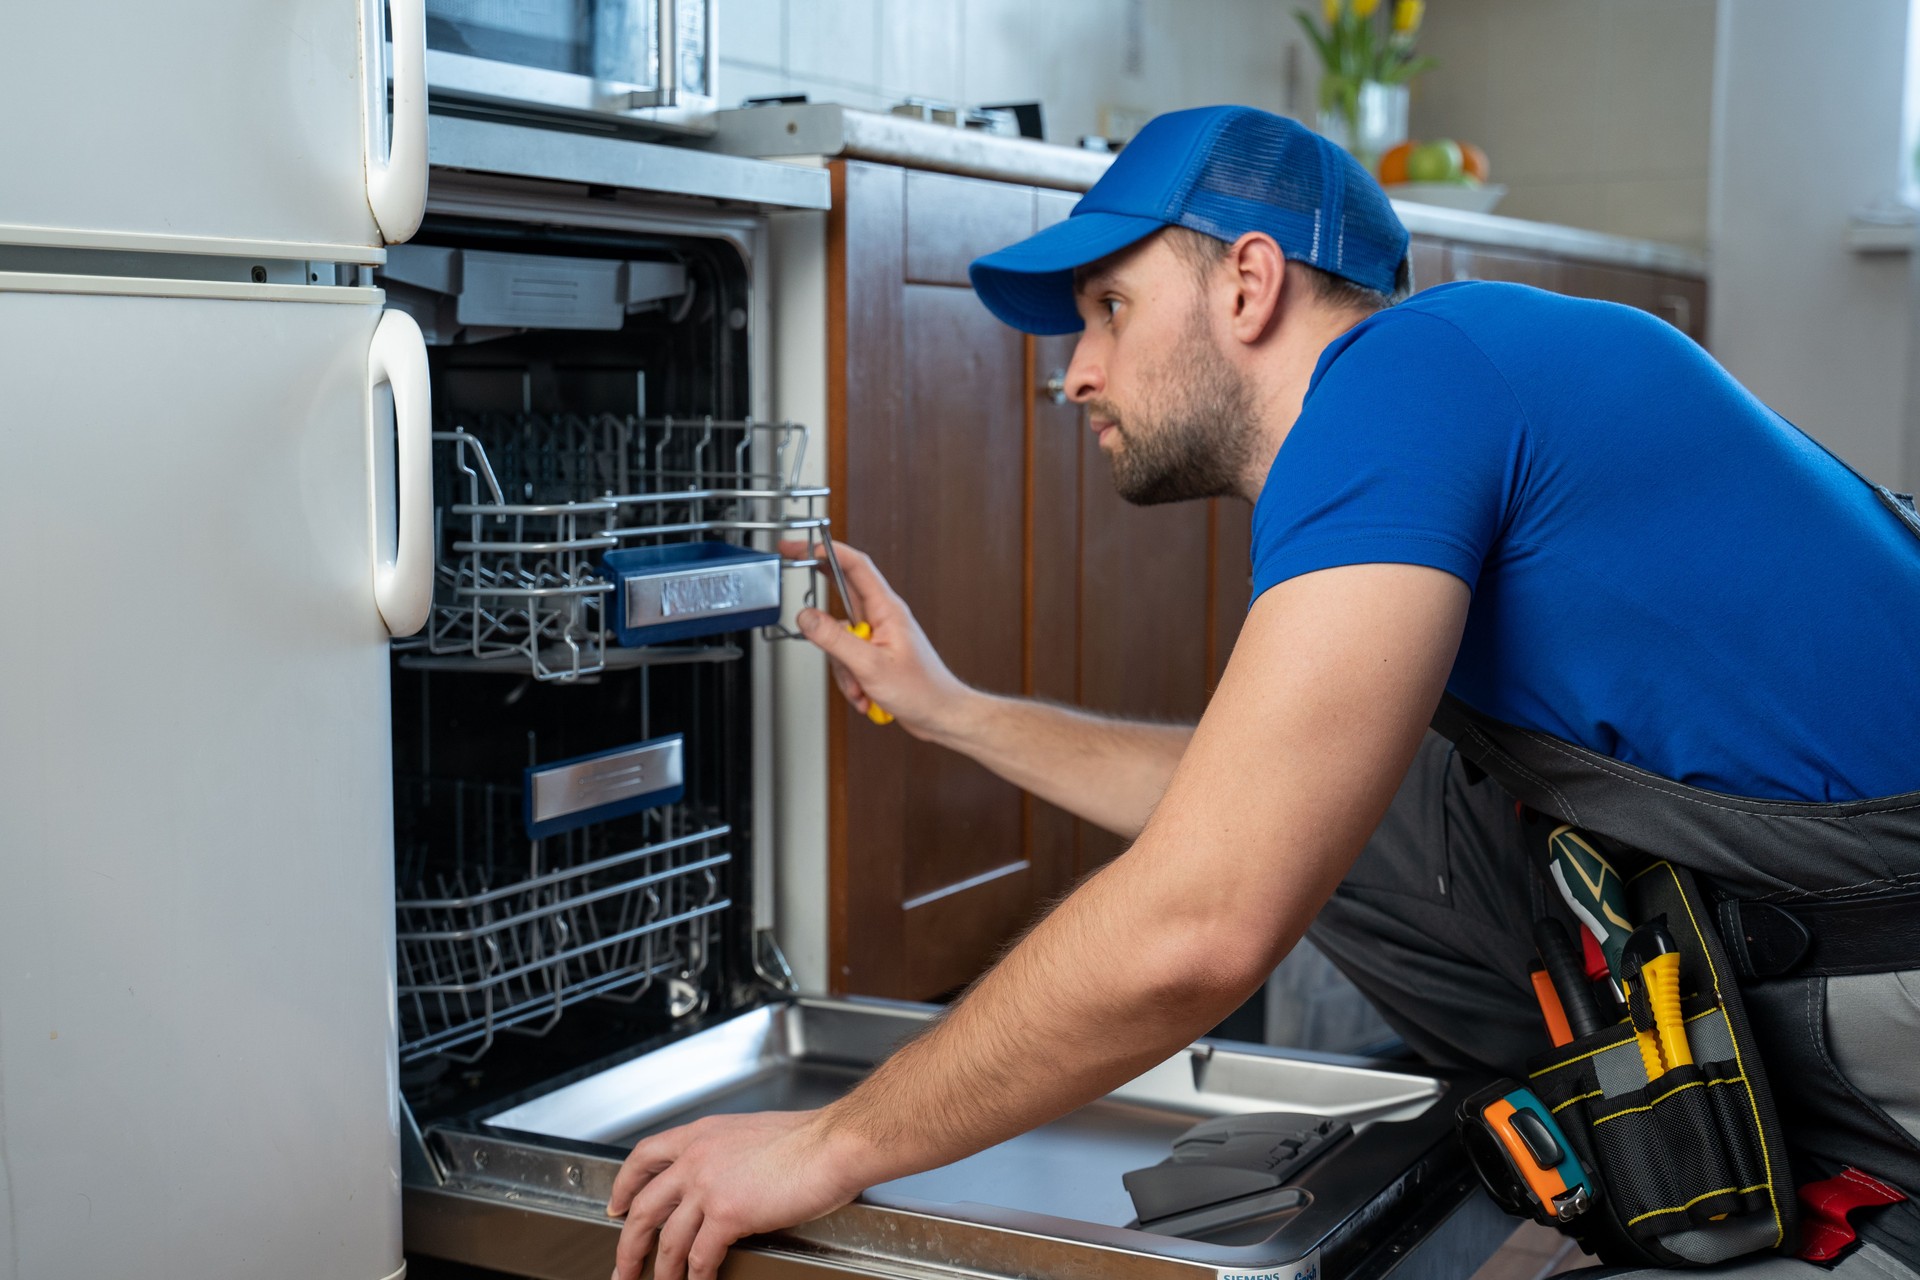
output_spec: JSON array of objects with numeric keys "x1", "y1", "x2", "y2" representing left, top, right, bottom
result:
[
  {"x1": 1392, "y1": 0, "x2": 1425, "y2": 33},
  {"x1": 1324, "y1": 0, "x2": 1342, "y2": 24},
  {"x1": 1353, "y1": 0, "x2": 1380, "y2": 16}
]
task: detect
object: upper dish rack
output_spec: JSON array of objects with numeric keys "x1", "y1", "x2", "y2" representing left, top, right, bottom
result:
[{"x1": 406, "y1": 413, "x2": 828, "y2": 681}]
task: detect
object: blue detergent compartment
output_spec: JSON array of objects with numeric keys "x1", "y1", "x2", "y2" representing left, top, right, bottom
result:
[
  {"x1": 602, "y1": 541, "x2": 783, "y2": 647},
  {"x1": 523, "y1": 735, "x2": 686, "y2": 839}
]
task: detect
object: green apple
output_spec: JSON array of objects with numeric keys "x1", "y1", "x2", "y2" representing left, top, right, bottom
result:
[{"x1": 1407, "y1": 139, "x2": 1463, "y2": 183}]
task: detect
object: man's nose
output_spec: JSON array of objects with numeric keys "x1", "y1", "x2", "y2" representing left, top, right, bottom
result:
[{"x1": 1065, "y1": 337, "x2": 1103, "y2": 403}]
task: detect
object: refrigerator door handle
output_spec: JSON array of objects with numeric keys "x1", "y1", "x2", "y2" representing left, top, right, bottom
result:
[
  {"x1": 369, "y1": 308, "x2": 434, "y2": 636},
  {"x1": 366, "y1": 0, "x2": 428, "y2": 244}
]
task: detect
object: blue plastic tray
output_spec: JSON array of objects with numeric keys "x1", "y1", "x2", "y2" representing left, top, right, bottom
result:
[{"x1": 602, "y1": 541, "x2": 783, "y2": 647}]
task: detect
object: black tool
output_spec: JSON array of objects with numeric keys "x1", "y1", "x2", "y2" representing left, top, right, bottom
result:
[
  {"x1": 1535, "y1": 918, "x2": 1607, "y2": 1039},
  {"x1": 1123, "y1": 1112, "x2": 1350, "y2": 1227}
]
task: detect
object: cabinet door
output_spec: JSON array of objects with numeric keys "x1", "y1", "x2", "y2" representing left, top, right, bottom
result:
[
  {"x1": 1408, "y1": 236, "x2": 1450, "y2": 294},
  {"x1": 1447, "y1": 245, "x2": 1565, "y2": 292},
  {"x1": 830, "y1": 164, "x2": 1061, "y2": 997},
  {"x1": 831, "y1": 169, "x2": 1251, "y2": 995}
]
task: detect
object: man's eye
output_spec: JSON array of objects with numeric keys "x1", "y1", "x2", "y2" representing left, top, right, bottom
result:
[{"x1": 1102, "y1": 297, "x2": 1120, "y2": 319}]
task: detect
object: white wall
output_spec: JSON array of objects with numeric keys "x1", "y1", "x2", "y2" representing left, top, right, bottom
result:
[
  {"x1": 719, "y1": 0, "x2": 1311, "y2": 146},
  {"x1": 1709, "y1": 0, "x2": 1916, "y2": 488},
  {"x1": 1409, "y1": 0, "x2": 1718, "y2": 251}
]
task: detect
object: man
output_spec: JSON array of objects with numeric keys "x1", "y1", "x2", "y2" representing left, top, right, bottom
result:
[{"x1": 607, "y1": 106, "x2": 1920, "y2": 1280}]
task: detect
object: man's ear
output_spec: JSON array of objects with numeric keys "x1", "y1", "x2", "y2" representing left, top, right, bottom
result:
[{"x1": 1226, "y1": 232, "x2": 1285, "y2": 344}]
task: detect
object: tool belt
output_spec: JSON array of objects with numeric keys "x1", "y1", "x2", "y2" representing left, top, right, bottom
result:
[
  {"x1": 1432, "y1": 694, "x2": 1920, "y2": 1269},
  {"x1": 1462, "y1": 848, "x2": 1798, "y2": 1266}
]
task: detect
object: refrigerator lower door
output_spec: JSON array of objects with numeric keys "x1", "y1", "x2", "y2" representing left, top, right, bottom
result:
[
  {"x1": 406, "y1": 999, "x2": 1514, "y2": 1280},
  {"x1": 0, "y1": 277, "x2": 404, "y2": 1280}
]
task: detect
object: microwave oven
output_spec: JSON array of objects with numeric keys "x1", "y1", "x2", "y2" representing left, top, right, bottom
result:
[{"x1": 422, "y1": 0, "x2": 719, "y2": 133}]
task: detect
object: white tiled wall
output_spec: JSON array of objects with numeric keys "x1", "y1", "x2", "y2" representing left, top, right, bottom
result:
[
  {"x1": 718, "y1": 0, "x2": 1310, "y2": 148},
  {"x1": 1409, "y1": 0, "x2": 1717, "y2": 249}
]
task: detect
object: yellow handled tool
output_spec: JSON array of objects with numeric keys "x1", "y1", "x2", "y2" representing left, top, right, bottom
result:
[
  {"x1": 1621, "y1": 923, "x2": 1693, "y2": 1080},
  {"x1": 818, "y1": 533, "x2": 894, "y2": 726}
]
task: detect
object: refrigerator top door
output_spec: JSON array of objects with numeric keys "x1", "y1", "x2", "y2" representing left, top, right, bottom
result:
[
  {"x1": 0, "y1": 273, "x2": 406, "y2": 1280},
  {"x1": 0, "y1": 0, "x2": 426, "y2": 259}
]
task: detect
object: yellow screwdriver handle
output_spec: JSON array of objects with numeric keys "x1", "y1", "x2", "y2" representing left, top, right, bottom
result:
[{"x1": 847, "y1": 622, "x2": 895, "y2": 725}]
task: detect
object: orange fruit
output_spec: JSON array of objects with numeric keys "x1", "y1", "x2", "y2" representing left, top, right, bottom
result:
[
  {"x1": 1377, "y1": 141, "x2": 1415, "y2": 186},
  {"x1": 1460, "y1": 142, "x2": 1490, "y2": 182}
]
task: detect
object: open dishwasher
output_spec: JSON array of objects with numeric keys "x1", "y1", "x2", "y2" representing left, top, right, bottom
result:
[{"x1": 384, "y1": 190, "x2": 1514, "y2": 1280}]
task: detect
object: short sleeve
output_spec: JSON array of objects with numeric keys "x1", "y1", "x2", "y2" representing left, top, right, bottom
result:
[{"x1": 1250, "y1": 309, "x2": 1528, "y2": 601}]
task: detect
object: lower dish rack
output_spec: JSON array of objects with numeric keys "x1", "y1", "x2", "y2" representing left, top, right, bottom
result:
[
  {"x1": 394, "y1": 776, "x2": 733, "y2": 1064},
  {"x1": 406, "y1": 413, "x2": 828, "y2": 682}
]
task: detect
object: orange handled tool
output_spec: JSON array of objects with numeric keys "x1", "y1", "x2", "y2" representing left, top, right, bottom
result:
[{"x1": 818, "y1": 532, "x2": 893, "y2": 726}]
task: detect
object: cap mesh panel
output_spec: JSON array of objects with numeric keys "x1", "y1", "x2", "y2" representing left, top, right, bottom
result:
[{"x1": 1177, "y1": 111, "x2": 1407, "y2": 294}]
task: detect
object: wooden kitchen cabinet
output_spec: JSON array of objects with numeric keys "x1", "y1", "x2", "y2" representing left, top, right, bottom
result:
[
  {"x1": 828, "y1": 163, "x2": 1247, "y2": 997},
  {"x1": 825, "y1": 161, "x2": 1708, "y2": 1000},
  {"x1": 1413, "y1": 234, "x2": 1709, "y2": 343}
]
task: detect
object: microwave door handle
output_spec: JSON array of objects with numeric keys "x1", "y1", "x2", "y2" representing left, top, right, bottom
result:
[
  {"x1": 654, "y1": 0, "x2": 678, "y2": 106},
  {"x1": 368, "y1": 309, "x2": 435, "y2": 637},
  {"x1": 366, "y1": 0, "x2": 427, "y2": 243}
]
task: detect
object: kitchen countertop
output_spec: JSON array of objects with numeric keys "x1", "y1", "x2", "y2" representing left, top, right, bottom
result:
[{"x1": 705, "y1": 102, "x2": 1705, "y2": 278}]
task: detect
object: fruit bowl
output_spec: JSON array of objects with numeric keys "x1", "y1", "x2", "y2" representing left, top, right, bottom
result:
[{"x1": 1384, "y1": 182, "x2": 1507, "y2": 215}]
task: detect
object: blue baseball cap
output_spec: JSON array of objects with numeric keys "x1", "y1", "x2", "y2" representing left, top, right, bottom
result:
[{"x1": 968, "y1": 105, "x2": 1410, "y2": 335}]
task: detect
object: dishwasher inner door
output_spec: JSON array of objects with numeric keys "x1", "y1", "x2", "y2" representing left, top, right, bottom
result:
[{"x1": 404, "y1": 997, "x2": 1514, "y2": 1279}]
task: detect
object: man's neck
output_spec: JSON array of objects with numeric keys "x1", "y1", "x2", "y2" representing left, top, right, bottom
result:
[{"x1": 1235, "y1": 304, "x2": 1377, "y2": 503}]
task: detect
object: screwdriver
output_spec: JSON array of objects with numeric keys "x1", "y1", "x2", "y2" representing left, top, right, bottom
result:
[
  {"x1": 817, "y1": 530, "x2": 894, "y2": 726},
  {"x1": 1547, "y1": 826, "x2": 1635, "y2": 986}
]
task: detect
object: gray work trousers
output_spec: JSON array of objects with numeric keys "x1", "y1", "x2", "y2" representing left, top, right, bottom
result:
[{"x1": 1307, "y1": 733, "x2": 1920, "y2": 1278}]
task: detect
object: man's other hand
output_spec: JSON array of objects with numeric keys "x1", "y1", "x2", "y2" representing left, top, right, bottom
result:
[
  {"x1": 780, "y1": 538, "x2": 974, "y2": 739},
  {"x1": 606, "y1": 1109, "x2": 871, "y2": 1280}
]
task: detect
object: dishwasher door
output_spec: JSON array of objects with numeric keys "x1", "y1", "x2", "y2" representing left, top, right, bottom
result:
[{"x1": 403, "y1": 997, "x2": 1515, "y2": 1280}]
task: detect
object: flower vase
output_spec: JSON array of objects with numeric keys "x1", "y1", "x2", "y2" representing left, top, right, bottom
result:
[{"x1": 1318, "y1": 79, "x2": 1409, "y2": 169}]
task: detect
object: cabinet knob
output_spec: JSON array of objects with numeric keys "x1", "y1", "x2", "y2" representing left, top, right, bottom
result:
[{"x1": 1042, "y1": 369, "x2": 1069, "y2": 405}]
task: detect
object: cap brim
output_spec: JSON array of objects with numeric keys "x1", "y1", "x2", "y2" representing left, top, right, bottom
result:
[{"x1": 968, "y1": 211, "x2": 1169, "y2": 335}]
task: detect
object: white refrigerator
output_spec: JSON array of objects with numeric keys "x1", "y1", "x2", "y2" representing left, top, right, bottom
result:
[{"x1": 0, "y1": 3, "x2": 431, "y2": 1276}]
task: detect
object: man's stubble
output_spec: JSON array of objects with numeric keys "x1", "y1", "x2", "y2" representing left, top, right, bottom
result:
[{"x1": 1090, "y1": 302, "x2": 1258, "y2": 507}]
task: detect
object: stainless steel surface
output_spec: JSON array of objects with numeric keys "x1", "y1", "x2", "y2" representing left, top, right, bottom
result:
[
  {"x1": 623, "y1": 554, "x2": 782, "y2": 628},
  {"x1": 422, "y1": 0, "x2": 716, "y2": 131},
  {"x1": 529, "y1": 738, "x2": 686, "y2": 827},
  {"x1": 408, "y1": 999, "x2": 1506, "y2": 1278},
  {"x1": 428, "y1": 114, "x2": 830, "y2": 211},
  {"x1": 816, "y1": 527, "x2": 862, "y2": 625},
  {"x1": 416, "y1": 418, "x2": 824, "y2": 681}
]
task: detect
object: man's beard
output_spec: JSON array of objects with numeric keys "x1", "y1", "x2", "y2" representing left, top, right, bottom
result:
[{"x1": 1091, "y1": 313, "x2": 1256, "y2": 506}]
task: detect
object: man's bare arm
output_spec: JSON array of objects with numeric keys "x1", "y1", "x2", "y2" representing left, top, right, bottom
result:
[
  {"x1": 787, "y1": 540, "x2": 1192, "y2": 838},
  {"x1": 607, "y1": 562, "x2": 1470, "y2": 1279}
]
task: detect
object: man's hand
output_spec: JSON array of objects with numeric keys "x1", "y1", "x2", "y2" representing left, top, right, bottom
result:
[
  {"x1": 782, "y1": 538, "x2": 1195, "y2": 838},
  {"x1": 781, "y1": 538, "x2": 974, "y2": 740},
  {"x1": 606, "y1": 1109, "x2": 876, "y2": 1280}
]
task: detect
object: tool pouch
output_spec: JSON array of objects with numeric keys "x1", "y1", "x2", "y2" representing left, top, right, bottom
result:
[{"x1": 1477, "y1": 860, "x2": 1799, "y2": 1266}]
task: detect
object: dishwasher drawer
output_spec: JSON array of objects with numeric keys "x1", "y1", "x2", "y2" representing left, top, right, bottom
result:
[{"x1": 404, "y1": 998, "x2": 1514, "y2": 1279}]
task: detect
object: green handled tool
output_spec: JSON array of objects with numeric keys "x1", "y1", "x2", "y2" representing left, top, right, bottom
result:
[{"x1": 1547, "y1": 825, "x2": 1635, "y2": 982}]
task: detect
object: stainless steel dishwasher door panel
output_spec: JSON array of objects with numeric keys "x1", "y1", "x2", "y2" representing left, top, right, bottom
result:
[{"x1": 408, "y1": 997, "x2": 1510, "y2": 1279}]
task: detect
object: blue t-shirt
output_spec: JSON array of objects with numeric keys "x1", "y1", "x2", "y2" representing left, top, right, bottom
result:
[{"x1": 1251, "y1": 281, "x2": 1920, "y2": 802}]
